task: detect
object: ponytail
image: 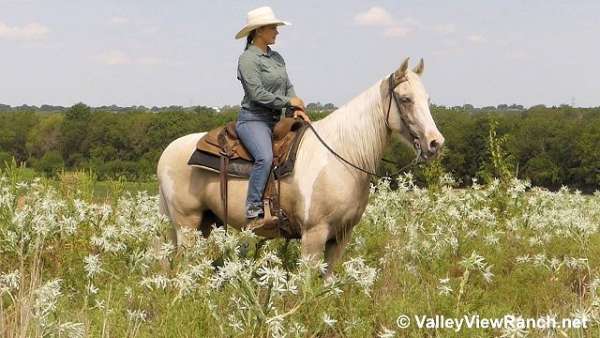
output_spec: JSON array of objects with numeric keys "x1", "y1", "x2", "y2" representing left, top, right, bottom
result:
[{"x1": 244, "y1": 30, "x2": 256, "y2": 50}]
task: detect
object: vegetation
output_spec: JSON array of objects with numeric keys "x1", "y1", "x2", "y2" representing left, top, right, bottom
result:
[
  {"x1": 1, "y1": 137, "x2": 599, "y2": 336},
  {"x1": 1, "y1": 102, "x2": 598, "y2": 191}
]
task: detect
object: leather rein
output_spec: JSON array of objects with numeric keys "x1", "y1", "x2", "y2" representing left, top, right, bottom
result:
[{"x1": 304, "y1": 72, "x2": 422, "y2": 178}]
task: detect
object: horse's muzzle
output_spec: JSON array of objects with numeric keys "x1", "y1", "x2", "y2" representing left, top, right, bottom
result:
[{"x1": 421, "y1": 133, "x2": 445, "y2": 160}]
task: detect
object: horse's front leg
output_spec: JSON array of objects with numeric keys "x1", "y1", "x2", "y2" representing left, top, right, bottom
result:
[
  {"x1": 301, "y1": 222, "x2": 353, "y2": 281},
  {"x1": 300, "y1": 222, "x2": 330, "y2": 267}
]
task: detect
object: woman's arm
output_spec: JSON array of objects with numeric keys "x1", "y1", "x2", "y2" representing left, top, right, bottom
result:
[
  {"x1": 285, "y1": 75, "x2": 296, "y2": 98},
  {"x1": 237, "y1": 55, "x2": 292, "y2": 110}
]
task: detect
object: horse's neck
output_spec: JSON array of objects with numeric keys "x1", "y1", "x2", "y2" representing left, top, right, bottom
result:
[{"x1": 314, "y1": 80, "x2": 390, "y2": 174}]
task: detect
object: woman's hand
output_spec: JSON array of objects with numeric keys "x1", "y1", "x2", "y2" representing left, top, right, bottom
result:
[
  {"x1": 288, "y1": 96, "x2": 305, "y2": 111},
  {"x1": 293, "y1": 109, "x2": 311, "y2": 122},
  {"x1": 288, "y1": 96, "x2": 310, "y2": 122}
]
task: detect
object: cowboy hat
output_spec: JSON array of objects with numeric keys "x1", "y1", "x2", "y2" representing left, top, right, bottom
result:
[{"x1": 235, "y1": 6, "x2": 291, "y2": 40}]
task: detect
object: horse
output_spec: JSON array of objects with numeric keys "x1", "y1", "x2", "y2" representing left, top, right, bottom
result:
[{"x1": 156, "y1": 57, "x2": 444, "y2": 277}]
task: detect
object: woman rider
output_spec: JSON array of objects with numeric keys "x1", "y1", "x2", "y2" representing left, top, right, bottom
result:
[{"x1": 234, "y1": 6, "x2": 311, "y2": 228}]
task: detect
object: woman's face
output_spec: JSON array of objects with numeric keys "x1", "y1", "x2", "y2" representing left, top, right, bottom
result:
[{"x1": 256, "y1": 24, "x2": 279, "y2": 45}]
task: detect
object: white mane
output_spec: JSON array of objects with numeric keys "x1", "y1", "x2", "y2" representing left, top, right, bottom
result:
[{"x1": 312, "y1": 78, "x2": 390, "y2": 174}]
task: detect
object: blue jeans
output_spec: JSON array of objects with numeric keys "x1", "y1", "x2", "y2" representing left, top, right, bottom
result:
[{"x1": 235, "y1": 111, "x2": 278, "y2": 218}]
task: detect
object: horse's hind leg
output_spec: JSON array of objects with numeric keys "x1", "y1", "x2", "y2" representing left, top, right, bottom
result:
[{"x1": 170, "y1": 211, "x2": 204, "y2": 248}]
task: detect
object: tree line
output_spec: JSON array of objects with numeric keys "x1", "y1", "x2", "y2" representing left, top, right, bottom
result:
[{"x1": 0, "y1": 103, "x2": 598, "y2": 191}]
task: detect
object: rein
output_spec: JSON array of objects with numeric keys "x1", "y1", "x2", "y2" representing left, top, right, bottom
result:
[{"x1": 303, "y1": 72, "x2": 422, "y2": 179}]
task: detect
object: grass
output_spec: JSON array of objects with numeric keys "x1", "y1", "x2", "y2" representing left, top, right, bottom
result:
[{"x1": 0, "y1": 167, "x2": 599, "y2": 337}]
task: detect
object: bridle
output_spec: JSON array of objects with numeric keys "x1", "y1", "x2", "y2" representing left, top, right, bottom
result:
[
  {"x1": 384, "y1": 73, "x2": 422, "y2": 157},
  {"x1": 303, "y1": 72, "x2": 423, "y2": 178}
]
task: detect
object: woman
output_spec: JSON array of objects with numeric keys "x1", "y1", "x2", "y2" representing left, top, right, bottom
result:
[{"x1": 234, "y1": 6, "x2": 311, "y2": 227}]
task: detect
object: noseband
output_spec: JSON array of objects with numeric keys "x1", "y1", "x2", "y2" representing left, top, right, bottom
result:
[{"x1": 384, "y1": 73, "x2": 422, "y2": 155}]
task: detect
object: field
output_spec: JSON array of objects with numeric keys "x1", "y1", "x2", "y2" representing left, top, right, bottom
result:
[{"x1": 1, "y1": 166, "x2": 599, "y2": 338}]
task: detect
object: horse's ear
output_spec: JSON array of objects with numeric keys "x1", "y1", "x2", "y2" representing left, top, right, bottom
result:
[
  {"x1": 413, "y1": 58, "x2": 424, "y2": 76},
  {"x1": 393, "y1": 57, "x2": 410, "y2": 83}
]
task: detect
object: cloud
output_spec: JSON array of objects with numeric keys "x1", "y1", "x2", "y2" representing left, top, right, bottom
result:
[
  {"x1": 0, "y1": 21, "x2": 49, "y2": 41},
  {"x1": 442, "y1": 38, "x2": 459, "y2": 47},
  {"x1": 354, "y1": 7, "x2": 418, "y2": 38},
  {"x1": 506, "y1": 50, "x2": 531, "y2": 61},
  {"x1": 137, "y1": 56, "x2": 164, "y2": 65},
  {"x1": 96, "y1": 50, "x2": 166, "y2": 66},
  {"x1": 466, "y1": 34, "x2": 487, "y2": 44},
  {"x1": 109, "y1": 16, "x2": 130, "y2": 25},
  {"x1": 433, "y1": 24, "x2": 456, "y2": 35},
  {"x1": 107, "y1": 16, "x2": 159, "y2": 35},
  {"x1": 97, "y1": 50, "x2": 131, "y2": 65},
  {"x1": 140, "y1": 26, "x2": 160, "y2": 34},
  {"x1": 354, "y1": 6, "x2": 395, "y2": 26},
  {"x1": 432, "y1": 48, "x2": 461, "y2": 57},
  {"x1": 383, "y1": 25, "x2": 413, "y2": 38}
]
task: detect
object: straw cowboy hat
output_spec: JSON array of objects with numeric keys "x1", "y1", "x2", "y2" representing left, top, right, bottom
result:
[{"x1": 234, "y1": 6, "x2": 291, "y2": 39}]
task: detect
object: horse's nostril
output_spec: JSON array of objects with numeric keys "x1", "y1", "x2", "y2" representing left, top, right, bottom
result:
[{"x1": 429, "y1": 139, "x2": 439, "y2": 152}]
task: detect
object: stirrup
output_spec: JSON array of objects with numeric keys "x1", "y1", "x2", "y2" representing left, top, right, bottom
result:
[
  {"x1": 263, "y1": 199, "x2": 273, "y2": 219},
  {"x1": 245, "y1": 199, "x2": 278, "y2": 231},
  {"x1": 245, "y1": 215, "x2": 279, "y2": 231}
]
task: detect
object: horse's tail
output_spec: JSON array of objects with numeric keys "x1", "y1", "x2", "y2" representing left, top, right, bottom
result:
[
  {"x1": 158, "y1": 184, "x2": 171, "y2": 222},
  {"x1": 158, "y1": 182, "x2": 182, "y2": 248}
]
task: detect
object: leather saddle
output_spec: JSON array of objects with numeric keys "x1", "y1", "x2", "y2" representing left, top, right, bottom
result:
[
  {"x1": 189, "y1": 117, "x2": 307, "y2": 178},
  {"x1": 187, "y1": 117, "x2": 308, "y2": 239}
]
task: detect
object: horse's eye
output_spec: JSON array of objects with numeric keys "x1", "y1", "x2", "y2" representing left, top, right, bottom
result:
[{"x1": 400, "y1": 96, "x2": 412, "y2": 103}]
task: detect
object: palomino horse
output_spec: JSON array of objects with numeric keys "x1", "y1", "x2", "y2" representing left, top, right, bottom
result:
[{"x1": 157, "y1": 58, "x2": 444, "y2": 277}]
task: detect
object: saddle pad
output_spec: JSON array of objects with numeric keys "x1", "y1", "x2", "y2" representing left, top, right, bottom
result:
[{"x1": 188, "y1": 150, "x2": 253, "y2": 178}]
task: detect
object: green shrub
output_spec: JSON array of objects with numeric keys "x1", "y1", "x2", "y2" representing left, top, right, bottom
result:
[{"x1": 34, "y1": 150, "x2": 64, "y2": 177}]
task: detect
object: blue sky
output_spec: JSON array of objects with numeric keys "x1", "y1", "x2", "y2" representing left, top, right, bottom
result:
[{"x1": 1, "y1": 0, "x2": 598, "y2": 108}]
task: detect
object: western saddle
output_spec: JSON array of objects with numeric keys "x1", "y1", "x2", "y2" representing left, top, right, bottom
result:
[{"x1": 187, "y1": 117, "x2": 308, "y2": 238}]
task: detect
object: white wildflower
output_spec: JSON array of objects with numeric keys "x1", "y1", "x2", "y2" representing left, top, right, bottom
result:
[
  {"x1": 127, "y1": 309, "x2": 147, "y2": 322},
  {"x1": 499, "y1": 314, "x2": 528, "y2": 338},
  {"x1": 438, "y1": 277, "x2": 453, "y2": 296},
  {"x1": 140, "y1": 274, "x2": 170, "y2": 290},
  {"x1": 266, "y1": 313, "x2": 285, "y2": 338},
  {"x1": 377, "y1": 325, "x2": 396, "y2": 338},
  {"x1": 32, "y1": 279, "x2": 63, "y2": 327},
  {"x1": 342, "y1": 256, "x2": 378, "y2": 295},
  {"x1": 322, "y1": 313, "x2": 337, "y2": 327},
  {"x1": 57, "y1": 322, "x2": 85, "y2": 338},
  {"x1": 482, "y1": 265, "x2": 494, "y2": 283},
  {"x1": 86, "y1": 281, "x2": 99, "y2": 295},
  {"x1": 84, "y1": 254, "x2": 102, "y2": 278},
  {"x1": 0, "y1": 270, "x2": 20, "y2": 292}
]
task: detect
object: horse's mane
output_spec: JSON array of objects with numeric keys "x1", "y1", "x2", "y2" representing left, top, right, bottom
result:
[{"x1": 312, "y1": 77, "x2": 390, "y2": 174}]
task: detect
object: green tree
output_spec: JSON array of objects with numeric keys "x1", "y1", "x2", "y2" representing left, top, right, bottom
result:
[
  {"x1": 26, "y1": 113, "x2": 64, "y2": 159},
  {"x1": 61, "y1": 103, "x2": 91, "y2": 167}
]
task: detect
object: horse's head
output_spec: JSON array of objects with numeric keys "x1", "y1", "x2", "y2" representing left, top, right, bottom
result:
[{"x1": 382, "y1": 57, "x2": 444, "y2": 161}]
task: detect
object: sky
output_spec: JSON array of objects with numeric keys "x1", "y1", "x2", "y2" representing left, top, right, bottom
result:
[{"x1": 1, "y1": 0, "x2": 599, "y2": 108}]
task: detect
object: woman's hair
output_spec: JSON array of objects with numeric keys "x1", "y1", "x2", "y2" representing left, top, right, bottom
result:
[{"x1": 244, "y1": 30, "x2": 256, "y2": 50}]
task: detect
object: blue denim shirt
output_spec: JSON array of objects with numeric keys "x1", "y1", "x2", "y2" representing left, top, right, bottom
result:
[{"x1": 237, "y1": 44, "x2": 296, "y2": 122}]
